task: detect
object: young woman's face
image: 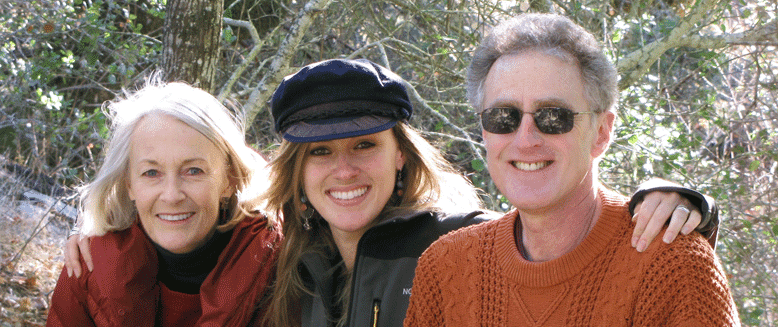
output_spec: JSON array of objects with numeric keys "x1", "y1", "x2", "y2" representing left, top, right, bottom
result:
[
  {"x1": 126, "y1": 114, "x2": 232, "y2": 254},
  {"x1": 302, "y1": 129, "x2": 405, "y2": 242}
]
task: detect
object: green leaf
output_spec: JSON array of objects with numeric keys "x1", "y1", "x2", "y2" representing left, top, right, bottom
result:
[
  {"x1": 742, "y1": 219, "x2": 753, "y2": 229},
  {"x1": 471, "y1": 159, "x2": 485, "y2": 172},
  {"x1": 749, "y1": 160, "x2": 760, "y2": 171}
]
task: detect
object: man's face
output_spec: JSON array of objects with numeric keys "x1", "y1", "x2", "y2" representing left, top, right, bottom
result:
[{"x1": 481, "y1": 50, "x2": 614, "y2": 213}]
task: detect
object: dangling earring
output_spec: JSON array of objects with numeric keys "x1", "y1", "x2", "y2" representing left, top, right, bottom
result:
[
  {"x1": 219, "y1": 197, "x2": 230, "y2": 221},
  {"x1": 395, "y1": 169, "x2": 404, "y2": 197},
  {"x1": 300, "y1": 193, "x2": 315, "y2": 230}
]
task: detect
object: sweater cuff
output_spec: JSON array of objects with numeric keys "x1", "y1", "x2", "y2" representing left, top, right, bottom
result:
[{"x1": 628, "y1": 178, "x2": 719, "y2": 240}]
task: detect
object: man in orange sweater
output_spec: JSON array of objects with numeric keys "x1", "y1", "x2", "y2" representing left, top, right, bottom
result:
[{"x1": 404, "y1": 13, "x2": 740, "y2": 326}]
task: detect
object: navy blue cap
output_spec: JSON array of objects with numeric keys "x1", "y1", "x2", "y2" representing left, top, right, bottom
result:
[{"x1": 271, "y1": 59, "x2": 413, "y2": 142}]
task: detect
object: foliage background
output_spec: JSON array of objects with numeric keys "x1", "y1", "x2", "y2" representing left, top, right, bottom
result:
[{"x1": 1, "y1": 0, "x2": 776, "y2": 325}]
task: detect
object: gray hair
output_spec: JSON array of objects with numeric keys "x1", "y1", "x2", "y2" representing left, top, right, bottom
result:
[
  {"x1": 467, "y1": 13, "x2": 618, "y2": 114},
  {"x1": 80, "y1": 76, "x2": 269, "y2": 236}
]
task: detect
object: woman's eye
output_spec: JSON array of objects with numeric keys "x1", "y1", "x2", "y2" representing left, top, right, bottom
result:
[
  {"x1": 185, "y1": 167, "x2": 204, "y2": 175},
  {"x1": 309, "y1": 147, "x2": 330, "y2": 156},
  {"x1": 141, "y1": 169, "x2": 159, "y2": 177},
  {"x1": 355, "y1": 141, "x2": 375, "y2": 149}
]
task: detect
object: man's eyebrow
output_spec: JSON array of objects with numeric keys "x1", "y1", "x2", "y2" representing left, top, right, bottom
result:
[
  {"x1": 484, "y1": 98, "x2": 522, "y2": 109},
  {"x1": 533, "y1": 97, "x2": 574, "y2": 109},
  {"x1": 484, "y1": 97, "x2": 576, "y2": 111}
]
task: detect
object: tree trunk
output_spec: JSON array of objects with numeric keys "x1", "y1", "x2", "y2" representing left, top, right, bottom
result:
[{"x1": 161, "y1": 0, "x2": 223, "y2": 92}]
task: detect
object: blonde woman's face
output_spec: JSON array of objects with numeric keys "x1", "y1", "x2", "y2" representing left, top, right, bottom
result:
[
  {"x1": 126, "y1": 114, "x2": 232, "y2": 254},
  {"x1": 302, "y1": 129, "x2": 405, "y2": 243}
]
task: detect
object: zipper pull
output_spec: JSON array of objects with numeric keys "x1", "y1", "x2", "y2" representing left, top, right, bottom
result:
[{"x1": 371, "y1": 299, "x2": 381, "y2": 327}]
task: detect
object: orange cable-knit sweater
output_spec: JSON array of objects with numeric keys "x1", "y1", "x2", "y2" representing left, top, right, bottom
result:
[{"x1": 404, "y1": 187, "x2": 740, "y2": 326}]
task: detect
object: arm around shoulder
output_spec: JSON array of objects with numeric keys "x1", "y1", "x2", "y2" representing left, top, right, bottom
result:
[{"x1": 629, "y1": 178, "x2": 719, "y2": 243}]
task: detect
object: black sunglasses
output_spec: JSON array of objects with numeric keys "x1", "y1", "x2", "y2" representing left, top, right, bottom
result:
[{"x1": 480, "y1": 107, "x2": 596, "y2": 135}]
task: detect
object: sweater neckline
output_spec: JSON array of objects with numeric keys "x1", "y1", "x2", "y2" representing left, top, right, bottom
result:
[
  {"x1": 153, "y1": 228, "x2": 233, "y2": 294},
  {"x1": 493, "y1": 187, "x2": 628, "y2": 287}
]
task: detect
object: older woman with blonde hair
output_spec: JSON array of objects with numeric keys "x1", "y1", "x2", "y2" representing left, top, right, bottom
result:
[{"x1": 49, "y1": 77, "x2": 280, "y2": 326}]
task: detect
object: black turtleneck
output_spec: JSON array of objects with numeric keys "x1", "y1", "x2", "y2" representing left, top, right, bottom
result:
[{"x1": 152, "y1": 229, "x2": 234, "y2": 294}]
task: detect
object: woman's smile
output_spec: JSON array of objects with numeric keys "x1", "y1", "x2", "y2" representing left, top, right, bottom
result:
[
  {"x1": 157, "y1": 212, "x2": 195, "y2": 222},
  {"x1": 328, "y1": 186, "x2": 369, "y2": 201}
]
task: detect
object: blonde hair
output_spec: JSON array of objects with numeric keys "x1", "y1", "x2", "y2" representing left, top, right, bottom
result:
[
  {"x1": 79, "y1": 77, "x2": 271, "y2": 236},
  {"x1": 263, "y1": 122, "x2": 482, "y2": 327}
]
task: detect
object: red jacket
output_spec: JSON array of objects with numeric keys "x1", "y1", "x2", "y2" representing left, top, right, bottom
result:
[{"x1": 47, "y1": 216, "x2": 281, "y2": 326}]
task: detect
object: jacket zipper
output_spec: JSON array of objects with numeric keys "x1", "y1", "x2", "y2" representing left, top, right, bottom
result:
[{"x1": 371, "y1": 299, "x2": 381, "y2": 327}]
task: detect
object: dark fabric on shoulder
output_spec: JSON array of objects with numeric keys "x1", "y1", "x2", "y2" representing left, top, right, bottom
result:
[
  {"x1": 629, "y1": 179, "x2": 719, "y2": 244},
  {"x1": 437, "y1": 210, "x2": 499, "y2": 233},
  {"x1": 359, "y1": 210, "x2": 493, "y2": 261}
]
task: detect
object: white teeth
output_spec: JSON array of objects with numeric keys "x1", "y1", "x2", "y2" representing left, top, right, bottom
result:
[
  {"x1": 158, "y1": 213, "x2": 192, "y2": 221},
  {"x1": 330, "y1": 187, "x2": 368, "y2": 200},
  {"x1": 512, "y1": 161, "x2": 551, "y2": 171}
]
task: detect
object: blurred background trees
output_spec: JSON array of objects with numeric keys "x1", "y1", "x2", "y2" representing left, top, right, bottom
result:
[{"x1": 1, "y1": 0, "x2": 776, "y2": 324}]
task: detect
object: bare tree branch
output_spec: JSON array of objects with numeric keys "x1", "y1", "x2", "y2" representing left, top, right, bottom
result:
[
  {"x1": 680, "y1": 18, "x2": 778, "y2": 48},
  {"x1": 616, "y1": 0, "x2": 720, "y2": 89},
  {"x1": 243, "y1": 0, "x2": 334, "y2": 124},
  {"x1": 218, "y1": 17, "x2": 276, "y2": 102},
  {"x1": 400, "y1": 79, "x2": 485, "y2": 163}
]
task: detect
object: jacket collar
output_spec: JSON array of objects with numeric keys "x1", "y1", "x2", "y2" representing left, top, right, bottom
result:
[
  {"x1": 298, "y1": 208, "x2": 433, "y2": 285},
  {"x1": 372, "y1": 208, "x2": 435, "y2": 228}
]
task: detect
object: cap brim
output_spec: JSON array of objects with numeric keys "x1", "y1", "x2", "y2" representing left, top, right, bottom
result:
[{"x1": 282, "y1": 115, "x2": 397, "y2": 143}]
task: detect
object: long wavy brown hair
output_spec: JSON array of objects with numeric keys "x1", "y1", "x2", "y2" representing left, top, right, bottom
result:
[{"x1": 261, "y1": 122, "x2": 482, "y2": 327}]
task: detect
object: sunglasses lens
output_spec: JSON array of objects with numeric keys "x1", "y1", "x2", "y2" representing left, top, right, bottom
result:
[
  {"x1": 481, "y1": 107, "x2": 580, "y2": 135},
  {"x1": 534, "y1": 107, "x2": 575, "y2": 134},
  {"x1": 481, "y1": 107, "x2": 521, "y2": 134}
]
